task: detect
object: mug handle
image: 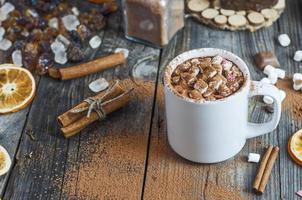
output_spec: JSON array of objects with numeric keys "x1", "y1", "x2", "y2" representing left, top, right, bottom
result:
[{"x1": 246, "y1": 81, "x2": 282, "y2": 139}]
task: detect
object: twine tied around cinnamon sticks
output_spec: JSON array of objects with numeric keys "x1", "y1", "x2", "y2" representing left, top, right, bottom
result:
[
  {"x1": 58, "y1": 80, "x2": 133, "y2": 138},
  {"x1": 70, "y1": 81, "x2": 132, "y2": 120}
]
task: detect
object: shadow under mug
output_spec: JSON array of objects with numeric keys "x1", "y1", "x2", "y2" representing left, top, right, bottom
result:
[{"x1": 164, "y1": 48, "x2": 282, "y2": 163}]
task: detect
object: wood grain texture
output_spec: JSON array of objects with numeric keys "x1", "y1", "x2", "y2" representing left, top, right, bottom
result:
[
  {"x1": 143, "y1": 11, "x2": 284, "y2": 200},
  {"x1": 1, "y1": 5, "x2": 160, "y2": 200},
  {"x1": 0, "y1": 0, "x2": 302, "y2": 199}
]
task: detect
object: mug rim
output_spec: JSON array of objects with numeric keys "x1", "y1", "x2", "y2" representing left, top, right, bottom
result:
[{"x1": 164, "y1": 48, "x2": 251, "y2": 105}]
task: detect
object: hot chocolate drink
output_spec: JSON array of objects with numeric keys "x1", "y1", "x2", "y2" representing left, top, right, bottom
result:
[{"x1": 170, "y1": 55, "x2": 245, "y2": 101}]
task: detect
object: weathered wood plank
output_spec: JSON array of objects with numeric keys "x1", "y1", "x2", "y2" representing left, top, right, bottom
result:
[
  {"x1": 143, "y1": 11, "x2": 283, "y2": 199},
  {"x1": 2, "y1": 6, "x2": 160, "y2": 200},
  {"x1": 276, "y1": 0, "x2": 302, "y2": 199}
]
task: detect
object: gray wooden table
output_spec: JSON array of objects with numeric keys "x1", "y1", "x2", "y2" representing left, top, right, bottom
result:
[{"x1": 0, "y1": 0, "x2": 301, "y2": 199}]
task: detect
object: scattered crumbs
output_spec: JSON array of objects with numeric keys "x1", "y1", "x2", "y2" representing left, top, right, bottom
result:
[
  {"x1": 26, "y1": 129, "x2": 36, "y2": 141},
  {"x1": 26, "y1": 152, "x2": 33, "y2": 159}
]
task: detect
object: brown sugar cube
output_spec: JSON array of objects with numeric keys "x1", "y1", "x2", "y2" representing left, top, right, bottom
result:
[
  {"x1": 194, "y1": 79, "x2": 208, "y2": 94},
  {"x1": 254, "y1": 51, "x2": 280, "y2": 70},
  {"x1": 203, "y1": 66, "x2": 217, "y2": 78},
  {"x1": 189, "y1": 90, "x2": 204, "y2": 100}
]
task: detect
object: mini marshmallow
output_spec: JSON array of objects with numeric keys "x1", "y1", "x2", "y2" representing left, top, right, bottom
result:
[
  {"x1": 294, "y1": 50, "x2": 302, "y2": 62},
  {"x1": 263, "y1": 65, "x2": 275, "y2": 76},
  {"x1": 212, "y1": 55, "x2": 223, "y2": 65},
  {"x1": 293, "y1": 83, "x2": 302, "y2": 91},
  {"x1": 268, "y1": 72, "x2": 278, "y2": 84},
  {"x1": 260, "y1": 77, "x2": 271, "y2": 84},
  {"x1": 275, "y1": 68, "x2": 286, "y2": 79},
  {"x1": 221, "y1": 59, "x2": 232, "y2": 71},
  {"x1": 293, "y1": 73, "x2": 302, "y2": 81},
  {"x1": 279, "y1": 89, "x2": 286, "y2": 102},
  {"x1": 248, "y1": 153, "x2": 260, "y2": 163},
  {"x1": 263, "y1": 95, "x2": 274, "y2": 104},
  {"x1": 278, "y1": 34, "x2": 291, "y2": 47}
]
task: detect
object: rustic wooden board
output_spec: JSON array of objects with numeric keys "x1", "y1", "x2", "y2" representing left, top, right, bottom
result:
[
  {"x1": 275, "y1": 0, "x2": 302, "y2": 199},
  {"x1": 0, "y1": 0, "x2": 302, "y2": 199},
  {"x1": 142, "y1": 6, "x2": 297, "y2": 200},
  {"x1": 1, "y1": 8, "x2": 160, "y2": 200}
]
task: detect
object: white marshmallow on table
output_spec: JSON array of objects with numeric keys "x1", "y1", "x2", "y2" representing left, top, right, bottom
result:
[
  {"x1": 294, "y1": 50, "x2": 302, "y2": 62},
  {"x1": 275, "y1": 68, "x2": 286, "y2": 79},
  {"x1": 263, "y1": 65, "x2": 275, "y2": 76},
  {"x1": 248, "y1": 153, "x2": 260, "y2": 163},
  {"x1": 293, "y1": 73, "x2": 302, "y2": 81},
  {"x1": 278, "y1": 34, "x2": 291, "y2": 47},
  {"x1": 263, "y1": 95, "x2": 274, "y2": 104},
  {"x1": 293, "y1": 73, "x2": 302, "y2": 91},
  {"x1": 260, "y1": 77, "x2": 271, "y2": 84},
  {"x1": 268, "y1": 72, "x2": 278, "y2": 84},
  {"x1": 279, "y1": 89, "x2": 286, "y2": 102}
]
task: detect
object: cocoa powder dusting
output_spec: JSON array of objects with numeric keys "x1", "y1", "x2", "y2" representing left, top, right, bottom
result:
[
  {"x1": 62, "y1": 79, "x2": 158, "y2": 199},
  {"x1": 276, "y1": 78, "x2": 302, "y2": 121},
  {"x1": 204, "y1": 182, "x2": 243, "y2": 200}
]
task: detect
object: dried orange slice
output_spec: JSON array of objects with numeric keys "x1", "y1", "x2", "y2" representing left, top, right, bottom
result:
[
  {"x1": 288, "y1": 129, "x2": 302, "y2": 166},
  {"x1": 0, "y1": 64, "x2": 36, "y2": 114}
]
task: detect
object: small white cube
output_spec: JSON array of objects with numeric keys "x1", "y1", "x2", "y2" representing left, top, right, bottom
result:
[{"x1": 248, "y1": 153, "x2": 260, "y2": 163}]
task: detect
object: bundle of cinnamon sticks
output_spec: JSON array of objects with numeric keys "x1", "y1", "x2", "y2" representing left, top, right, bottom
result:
[
  {"x1": 253, "y1": 145, "x2": 279, "y2": 194},
  {"x1": 58, "y1": 81, "x2": 132, "y2": 138}
]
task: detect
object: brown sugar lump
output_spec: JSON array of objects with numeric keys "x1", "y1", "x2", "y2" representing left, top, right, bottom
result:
[{"x1": 170, "y1": 56, "x2": 245, "y2": 101}]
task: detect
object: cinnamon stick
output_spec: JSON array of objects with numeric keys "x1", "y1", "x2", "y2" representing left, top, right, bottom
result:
[
  {"x1": 253, "y1": 145, "x2": 279, "y2": 194},
  {"x1": 253, "y1": 145, "x2": 273, "y2": 190},
  {"x1": 57, "y1": 83, "x2": 124, "y2": 127},
  {"x1": 49, "y1": 52, "x2": 125, "y2": 80},
  {"x1": 61, "y1": 92, "x2": 130, "y2": 138}
]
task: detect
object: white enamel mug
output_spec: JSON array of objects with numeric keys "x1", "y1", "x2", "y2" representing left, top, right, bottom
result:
[{"x1": 164, "y1": 48, "x2": 282, "y2": 163}]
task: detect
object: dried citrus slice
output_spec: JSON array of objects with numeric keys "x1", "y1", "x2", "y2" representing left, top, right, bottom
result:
[
  {"x1": 0, "y1": 64, "x2": 36, "y2": 114},
  {"x1": 288, "y1": 129, "x2": 302, "y2": 166},
  {"x1": 0, "y1": 145, "x2": 11, "y2": 176}
]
